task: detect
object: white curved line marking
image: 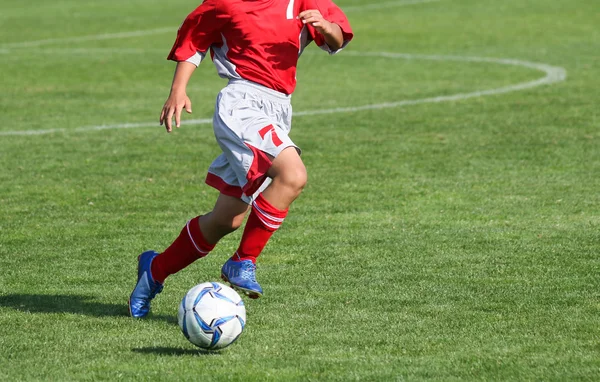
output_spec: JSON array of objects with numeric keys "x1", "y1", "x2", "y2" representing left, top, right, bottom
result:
[
  {"x1": 293, "y1": 52, "x2": 567, "y2": 116},
  {"x1": 1, "y1": 0, "x2": 440, "y2": 49},
  {"x1": 0, "y1": 52, "x2": 566, "y2": 137}
]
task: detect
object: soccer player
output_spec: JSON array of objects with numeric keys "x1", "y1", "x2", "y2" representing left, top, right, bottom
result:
[{"x1": 129, "y1": 0, "x2": 353, "y2": 318}]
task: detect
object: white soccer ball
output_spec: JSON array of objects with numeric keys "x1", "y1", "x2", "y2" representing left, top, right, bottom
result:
[{"x1": 178, "y1": 282, "x2": 246, "y2": 350}]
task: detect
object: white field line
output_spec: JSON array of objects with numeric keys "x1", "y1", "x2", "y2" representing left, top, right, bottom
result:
[
  {"x1": 0, "y1": 47, "x2": 166, "y2": 59},
  {"x1": 1, "y1": 27, "x2": 175, "y2": 49},
  {"x1": 1, "y1": 0, "x2": 441, "y2": 49},
  {"x1": 0, "y1": 52, "x2": 566, "y2": 137},
  {"x1": 343, "y1": 0, "x2": 440, "y2": 11}
]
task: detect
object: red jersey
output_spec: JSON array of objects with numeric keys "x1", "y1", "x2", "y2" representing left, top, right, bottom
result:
[{"x1": 167, "y1": 0, "x2": 353, "y2": 95}]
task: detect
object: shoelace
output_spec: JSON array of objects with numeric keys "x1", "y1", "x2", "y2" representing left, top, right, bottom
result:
[
  {"x1": 149, "y1": 283, "x2": 163, "y2": 299},
  {"x1": 239, "y1": 262, "x2": 257, "y2": 283}
]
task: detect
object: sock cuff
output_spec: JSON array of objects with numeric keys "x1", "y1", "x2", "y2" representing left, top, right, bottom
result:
[
  {"x1": 187, "y1": 216, "x2": 215, "y2": 255},
  {"x1": 252, "y1": 194, "x2": 288, "y2": 231},
  {"x1": 254, "y1": 194, "x2": 288, "y2": 216}
]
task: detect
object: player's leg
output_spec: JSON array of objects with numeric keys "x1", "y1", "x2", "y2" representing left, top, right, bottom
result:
[
  {"x1": 222, "y1": 147, "x2": 307, "y2": 298},
  {"x1": 129, "y1": 193, "x2": 249, "y2": 318},
  {"x1": 151, "y1": 193, "x2": 249, "y2": 283},
  {"x1": 213, "y1": 80, "x2": 304, "y2": 298},
  {"x1": 262, "y1": 146, "x2": 307, "y2": 210},
  {"x1": 198, "y1": 193, "x2": 250, "y2": 244}
]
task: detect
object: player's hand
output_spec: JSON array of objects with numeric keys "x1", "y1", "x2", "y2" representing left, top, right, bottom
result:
[
  {"x1": 159, "y1": 91, "x2": 193, "y2": 133},
  {"x1": 298, "y1": 10, "x2": 334, "y2": 36}
]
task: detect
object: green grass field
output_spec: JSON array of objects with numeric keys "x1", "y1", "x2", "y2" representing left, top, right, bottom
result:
[{"x1": 1, "y1": 0, "x2": 599, "y2": 380}]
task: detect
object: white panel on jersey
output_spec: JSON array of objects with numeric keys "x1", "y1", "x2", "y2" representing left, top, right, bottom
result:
[
  {"x1": 298, "y1": 25, "x2": 350, "y2": 56},
  {"x1": 185, "y1": 51, "x2": 206, "y2": 67},
  {"x1": 319, "y1": 39, "x2": 351, "y2": 56},
  {"x1": 298, "y1": 25, "x2": 310, "y2": 56},
  {"x1": 212, "y1": 34, "x2": 242, "y2": 81}
]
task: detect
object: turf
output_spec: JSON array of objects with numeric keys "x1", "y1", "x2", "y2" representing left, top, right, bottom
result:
[{"x1": 1, "y1": 0, "x2": 599, "y2": 380}]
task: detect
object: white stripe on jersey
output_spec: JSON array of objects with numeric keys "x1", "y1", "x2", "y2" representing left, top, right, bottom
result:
[{"x1": 286, "y1": 0, "x2": 295, "y2": 20}]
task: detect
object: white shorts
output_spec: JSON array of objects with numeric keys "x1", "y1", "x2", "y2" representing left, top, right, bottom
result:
[{"x1": 205, "y1": 79, "x2": 300, "y2": 204}]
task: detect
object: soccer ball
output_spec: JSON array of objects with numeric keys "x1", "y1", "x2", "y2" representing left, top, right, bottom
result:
[{"x1": 178, "y1": 282, "x2": 246, "y2": 350}]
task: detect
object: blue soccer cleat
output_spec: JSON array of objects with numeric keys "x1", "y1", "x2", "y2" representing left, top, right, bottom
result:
[
  {"x1": 128, "y1": 250, "x2": 164, "y2": 318},
  {"x1": 221, "y1": 258, "x2": 263, "y2": 299}
]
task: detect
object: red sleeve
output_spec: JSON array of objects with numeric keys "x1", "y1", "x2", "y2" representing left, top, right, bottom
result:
[
  {"x1": 167, "y1": 0, "x2": 227, "y2": 62},
  {"x1": 306, "y1": 0, "x2": 354, "y2": 50}
]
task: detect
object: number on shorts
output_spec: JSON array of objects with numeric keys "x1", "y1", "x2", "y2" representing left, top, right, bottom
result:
[{"x1": 286, "y1": 0, "x2": 295, "y2": 19}]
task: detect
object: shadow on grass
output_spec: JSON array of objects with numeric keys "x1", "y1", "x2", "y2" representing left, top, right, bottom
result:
[
  {"x1": 132, "y1": 347, "x2": 221, "y2": 356},
  {"x1": 0, "y1": 293, "x2": 176, "y2": 324}
]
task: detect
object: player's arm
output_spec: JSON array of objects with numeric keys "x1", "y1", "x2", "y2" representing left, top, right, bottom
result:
[
  {"x1": 298, "y1": 10, "x2": 344, "y2": 51},
  {"x1": 161, "y1": 0, "x2": 225, "y2": 132},
  {"x1": 159, "y1": 61, "x2": 196, "y2": 132}
]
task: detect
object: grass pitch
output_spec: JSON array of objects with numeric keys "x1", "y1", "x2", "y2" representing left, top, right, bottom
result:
[{"x1": 1, "y1": 0, "x2": 599, "y2": 380}]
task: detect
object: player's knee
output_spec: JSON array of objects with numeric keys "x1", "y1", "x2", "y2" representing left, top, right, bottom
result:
[
  {"x1": 268, "y1": 148, "x2": 307, "y2": 197},
  {"x1": 280, "y1": 165, "x2": 307, "y2": 195},
  {"x1": 294, "y1": 166, "x2": 308, "y2": 192}
]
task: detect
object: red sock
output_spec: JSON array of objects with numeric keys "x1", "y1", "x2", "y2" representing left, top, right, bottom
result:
[
  {"x1": 234, "y1": 193, "x2": 288, "y2": 264},
  {"x1": 151, "y1": 216, "x2": 215, "y2": 283}
]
